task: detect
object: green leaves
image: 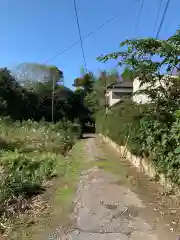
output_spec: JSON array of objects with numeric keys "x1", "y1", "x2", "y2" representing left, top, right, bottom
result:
[
  {"x1": 96, "y1": 95, "x2": 180, "y2": 186},
  {"x1": 97, "y1": 52, "x2": 121, "y2": 62},
  {"x1": 97, "y1": 28, "x2": 180, "y2": 81},
  {"x1": 15, "y1": 63, "x2": 63, "y2": 85},
  {"x1": 174, "y1": 147, "x2": 180, "y2": 154},
  {"x1": 73, "y1": 72, "x2": 95, "y2": 93},
  {"x1": 0, "y1": 67, "x2": 89, "y2": 123},
  {"x1": 95, "y1": 27, "x2": 180, "y2": 187},
  {"x1": 0, "y1": 116, "x2": 81, "y2": 218}
]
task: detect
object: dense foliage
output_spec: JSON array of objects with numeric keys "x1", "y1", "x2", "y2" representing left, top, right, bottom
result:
[
  {"x1": 0, "y1": 67, "x2": 90, "y2": 124},
  {"x1": 2, "y1": 26, "x2": 180, "y2": 233},
  {"x1": 0, "y1": 117, "x2": 81, "y2": 220},
  {"x1": 96, "y1": 28, "x2": 180, "y2": 186},
  {"x1": 96, "y1": 101, "x2": 149, "y2": 155},
  {"x1": 83, "y1": 70, "x2": 120, "y2": 118},
  {"x1": 0, "y1": 63, "x2": 85, "y2": 229},
  {"x1": 96, "y1": 100, "x2": 180, "y2": 185}
]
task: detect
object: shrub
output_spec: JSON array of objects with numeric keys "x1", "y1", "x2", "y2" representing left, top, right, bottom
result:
[
  {"x1": 0, "y1": 118, "x2": 81, "y2": 155},
  {"x1": 0, "y1": 151, "x2": 68, "y2": 218},
  {"x1": 0, "y1": 117, "x2": 80, "y2": 217},
  {"x1": 96, "y1": 100, "x2": 180, "y2": 186},
  {"x1": 96, "y1": 100, "x2": 149, "y2": 154},
  {"x1": 137, "y1": 110, "x2": 180, "y2": 185},
  {"x1": 96, "y1": 27, "x2": 180, "y2": 186}
]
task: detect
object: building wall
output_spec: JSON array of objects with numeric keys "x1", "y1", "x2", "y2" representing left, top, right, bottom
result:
[
  {"x1": 106, "y1": 76, "x2": 177, "y2": 106},
  {"x1": 133, "y1": 78, "x2": 150, "y2": 104},
  {"x1": 106, "y1": 88, "x2": 133, "y2": 107},
  {"x1": 133, "y1": 76, "x2": 176, "y2": 104},
  {"x1": 111, "y1": 92, "x2": 123, "y2": 106},
  {"x1": 106, "y1": 91, "x2": 119, "y2": 107}
]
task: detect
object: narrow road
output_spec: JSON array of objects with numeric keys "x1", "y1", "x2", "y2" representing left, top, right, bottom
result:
[{"x1": 58, "y1": 136, "x2": 178, "y2": 239}]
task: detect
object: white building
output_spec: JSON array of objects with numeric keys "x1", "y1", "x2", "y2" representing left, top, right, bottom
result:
[
  {"x1": 133, "y1": 75, "x2": 178, "y2": 104},
  {"x1": 105, "y1": 81, "x2": 133, "y2": 107},
  {"x1": 105, "y1": 76, "x2": 179, "y2": 107},
  {"x1": 133, "y1": 77, "x2": 150, "y2": 104}
]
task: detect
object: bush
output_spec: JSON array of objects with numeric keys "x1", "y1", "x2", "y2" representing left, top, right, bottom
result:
[
  {"x1": 0, "y1": 117, "x2": 80, "y2": 217},
  {"x1": 0, "y1": 118, "x2": 81, "y2": 155},
  {"x1": 96, "y1": 100, "x2": 180, "y2": 186},
  {"x1": 0, "y1": 151, "x2": 64, "y2": 215},
  {"x1": 137, "y1": 110, "x2": 180, "y2": 185},
  {"x1": 96, "y1": 28, "x2": 180, "y2": 186},
  {"x1": 96, "y1": 100, "x2": 149, "y2": 154}
]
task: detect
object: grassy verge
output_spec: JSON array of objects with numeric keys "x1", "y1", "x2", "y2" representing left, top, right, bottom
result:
[
  {"x1": 92, "y1": 138, "x2": 128, "y2": 180},
  {"x1": 95, "y1": 138, "x2": 169, "y2": 195},
  {"x1": 0, "y1": 117, "x2": 81, "y2": 239},
  {"x1": 7, "y1": 140, "x2": 85, "y2": 240},
  {"x1": 54, "y1": 140, "x2": 85, "y2": 212}
]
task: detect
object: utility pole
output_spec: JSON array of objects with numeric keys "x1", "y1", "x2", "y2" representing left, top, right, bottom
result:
[{"x1": 52, "y1": 75, "x2": 55, "y2": 122}]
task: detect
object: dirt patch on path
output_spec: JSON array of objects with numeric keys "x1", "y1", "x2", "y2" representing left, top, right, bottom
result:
[{"x1": 60, "y1": 136, "x2": 178, "y2": 239}]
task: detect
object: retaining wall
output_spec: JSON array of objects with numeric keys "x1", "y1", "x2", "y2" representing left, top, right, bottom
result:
[{"x1": 99, "y1": 134, "x2": 179, "y2": 194}]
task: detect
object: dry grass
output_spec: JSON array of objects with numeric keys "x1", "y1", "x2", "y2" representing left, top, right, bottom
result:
[{"x1": 0, "y1": 117, "x2": 81, "y2": 237}]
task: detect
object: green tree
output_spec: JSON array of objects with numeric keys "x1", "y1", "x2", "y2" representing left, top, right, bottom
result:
[
  {"x1": 88, "y1": 71, "x2": 118, "y2": 113},
  {"x1": 96, "y1": 28, "x2": 180, "y2": 185},
  {"x1": 14, "y1": 63, "x2": 66, "y2": 121},
  {"x1": 0, "y1": 68, "x2": 37, "y2": 120},
  {"x1": 15, "y1": 63, "x2": 63, "y2": 90},
  {"x1": 97, "y1": 28, "x2": 180, "y2": 112},
  {"x1": 0, "y1": 67, "x2": 88, "y2": 123},
  {"x1": 73, "y1": 71, "x2": 95, "y2": 94},
  {"x1": 121, "y1": 67, "x2": 134, "y2": 81}
]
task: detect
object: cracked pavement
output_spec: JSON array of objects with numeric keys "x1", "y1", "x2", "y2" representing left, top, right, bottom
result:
[{"x1": 54, "y1": 136, "x2": 177, "y2": 239}]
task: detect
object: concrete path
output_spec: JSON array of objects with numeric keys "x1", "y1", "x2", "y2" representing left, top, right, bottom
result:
[{"x1": 56, "y1": 136, "x2": 178, "y2": 239}]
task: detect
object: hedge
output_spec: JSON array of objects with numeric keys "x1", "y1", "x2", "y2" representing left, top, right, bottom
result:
[{"x1": 96, "y1": 100, "x2": 180, "y2": 186}]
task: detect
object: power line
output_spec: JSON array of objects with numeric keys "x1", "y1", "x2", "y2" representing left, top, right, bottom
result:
[
  {"x1": 153, "y1": 0, "x2": 163, "y2": 37},
  {"x1": 73, "y1": 0, "x2": 87, "y2": 72},
  {"x1": 134, "y1": 0, "x2": 145, "y2": 36},
  {"x1": 155, "y1": 0, "x2": 171, "y2": 39},
  {"x1": 44, "y1": 40, "x2": 80, "y2": 65},
  {"x1": 44, "y1": 0, "x2": 141, "y2": 65}
]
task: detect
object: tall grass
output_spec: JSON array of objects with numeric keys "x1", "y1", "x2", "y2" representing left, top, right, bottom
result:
[
  {"x1": 0, "y1": 118, "x2": 80, "y2": 155},
  {"x1": 0, "y1": 117, "x2": 81, "y2": 219}
]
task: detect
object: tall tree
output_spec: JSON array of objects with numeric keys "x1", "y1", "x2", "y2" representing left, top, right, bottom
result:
[
  {"x1": 73, "y1": 72, "x2": 95, "y2": 94},
  {"x1": 83, "y1": 71, "x2": 119, "y2": 119},
  {"x1": 14, "y1": 63, "x2": 63, "y2": 89},
  {"x1": 14, "y1": 63, "x2": 64, "y2": 121},
  {"x1": 0, "y1": 68, "x2": 37, "y2": 120},
  {"x1": 0, "y1": 67, "x2": 88, "y2": 123},
  {"x1": 97, "y1": 28, "x2": 180, "y2": 112}
]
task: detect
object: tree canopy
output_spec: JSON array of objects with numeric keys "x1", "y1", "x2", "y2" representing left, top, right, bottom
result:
[
  {"x1": 14, "y1": 63, "x2": 63, "y2": 90},
  {"x1": 0, "y1": 65, "x2": 90, "y2": 124},
  {"x1": 97, "y1": 28, "x2": 180, "y2": 112}
]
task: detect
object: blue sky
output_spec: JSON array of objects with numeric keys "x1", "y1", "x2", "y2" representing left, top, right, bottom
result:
[{"x1": 1, "y1": 0, "x2": 180, "y2": 88}]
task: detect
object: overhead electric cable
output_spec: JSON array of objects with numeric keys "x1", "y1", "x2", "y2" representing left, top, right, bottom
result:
[
  {"x1": 155, "y1": 0, "x2": 171, "y2": 38},
  {"x1": 44, "y1": 0, "x2": 141, "y2": 65},
  {"x1": 73, "y1": 0, "x2": 87, "y2": 72},
  {"x1": 153, "y1": 0, "x2": 163, "y2": 37},
  {"x1": 134, "y1": 0, "x2": 145, "y2": 36}
]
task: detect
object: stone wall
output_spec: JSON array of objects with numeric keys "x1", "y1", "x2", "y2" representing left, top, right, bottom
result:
[{"x1": 99, "y1": 134, "x2": 180, "y2": 194}]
